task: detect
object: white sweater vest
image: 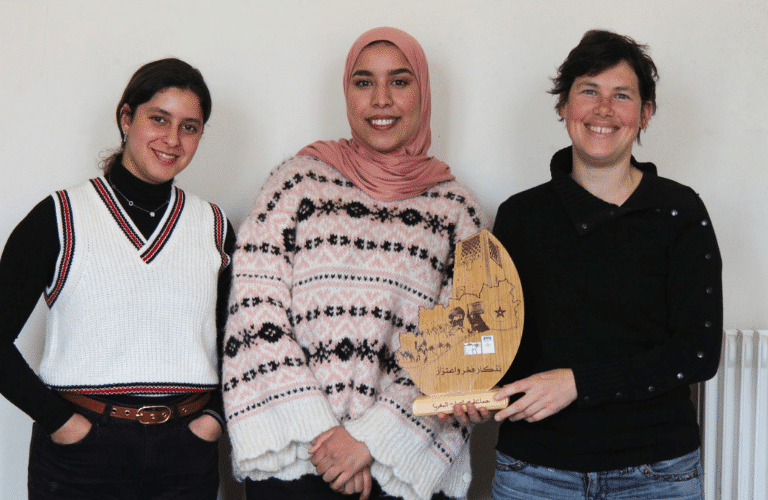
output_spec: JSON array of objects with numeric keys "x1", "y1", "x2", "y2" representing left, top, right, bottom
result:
[{"x1": 40, "y1": 178, "x2": 229, "y2": 394}]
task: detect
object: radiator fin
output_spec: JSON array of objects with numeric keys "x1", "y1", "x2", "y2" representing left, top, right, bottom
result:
[{"x1": 701, "y1": 329, "x2": 768, "y2": 500}]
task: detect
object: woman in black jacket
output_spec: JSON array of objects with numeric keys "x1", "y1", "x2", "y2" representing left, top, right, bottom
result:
[{"x1": 489, "y1": 30, "x2": 722, "y2": 500}]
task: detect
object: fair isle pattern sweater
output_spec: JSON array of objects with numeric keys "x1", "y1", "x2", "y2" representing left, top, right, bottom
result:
[
  {"x1": 223, "y1": 156, "x2": 485, "y2": 500},
  {"x1": 41, "y1": 178, "x2": 229, "y2": 394}
]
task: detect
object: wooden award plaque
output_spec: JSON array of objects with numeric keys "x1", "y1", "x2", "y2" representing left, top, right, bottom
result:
[{"x1": 397, "y1": 230, "x2": 523, "y2": 416}]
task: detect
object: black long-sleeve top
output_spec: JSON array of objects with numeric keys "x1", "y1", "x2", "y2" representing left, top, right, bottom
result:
[
  {"x1": 492, "y1": 147, "x2": 723, "y2": 472},
  {"x1": 0, "y1": 160, "x2": 235, "y2": 434}
]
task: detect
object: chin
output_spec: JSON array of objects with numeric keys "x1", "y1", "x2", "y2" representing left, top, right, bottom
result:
[{"x1": 363, "y1": 143, "x2": 395, "y2": 154}]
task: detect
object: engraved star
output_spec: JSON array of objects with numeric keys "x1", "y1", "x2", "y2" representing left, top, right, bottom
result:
[{"x1": 495, "y1": 307, "x2": 506, "y2": 318}]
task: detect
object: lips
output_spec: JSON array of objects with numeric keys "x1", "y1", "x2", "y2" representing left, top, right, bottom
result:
[
  {"x1": 152, "y1": 149, "x2": 178, "y2": 164},
  {"x1": 368, "y1": 117, "x2": 397, "y2": 128},
  {"x1": 586, "y1": 124, "x2": 617, "y2": 134}
]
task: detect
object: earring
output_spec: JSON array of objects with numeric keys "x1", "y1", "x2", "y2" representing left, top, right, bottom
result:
[{"x1": 122, "y1": 134, "x2": 127, "y2": 146}]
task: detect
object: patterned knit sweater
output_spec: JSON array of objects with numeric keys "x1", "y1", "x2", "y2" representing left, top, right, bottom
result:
[{"x1": 223, "y1": 156, "x2": 485, "y2": 500}]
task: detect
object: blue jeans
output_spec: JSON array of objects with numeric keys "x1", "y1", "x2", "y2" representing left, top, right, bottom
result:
[
  {"x1": 28, "y1": 406, "x2": 219, "y2": 499},
  {"x1": 492, "y1": 449, "x2": 704, "y2": 500}
]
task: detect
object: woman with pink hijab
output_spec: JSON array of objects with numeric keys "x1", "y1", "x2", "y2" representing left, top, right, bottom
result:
[{"x1": 222, "y1": 27, "x2": 484, "y2": 500}]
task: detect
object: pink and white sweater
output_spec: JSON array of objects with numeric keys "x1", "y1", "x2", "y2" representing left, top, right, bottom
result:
[{"x1": 223, "y1": 156, "x2": 485, "y2": 500}]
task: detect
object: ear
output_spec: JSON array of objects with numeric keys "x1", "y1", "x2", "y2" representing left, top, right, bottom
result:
[
  {"x1": 640, "y1": 101, "x2": 653, "y2": 129},
  {"x1": 119, "y1": 103, "x2": 133, "y2": 136}
]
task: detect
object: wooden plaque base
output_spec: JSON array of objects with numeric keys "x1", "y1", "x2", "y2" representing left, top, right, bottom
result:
[{"x1": 412, "y1": 389, "x2": 508, "y2": 416}]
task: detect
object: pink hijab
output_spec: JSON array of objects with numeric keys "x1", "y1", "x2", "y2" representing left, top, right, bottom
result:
[{"x1": 298, "y1": 27, "x2": 454, "y2": 202}]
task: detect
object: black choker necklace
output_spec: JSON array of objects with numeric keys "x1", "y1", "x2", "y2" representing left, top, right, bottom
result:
[{"x1": 110, "y1": 182, "x2": 170, "y2": 218}]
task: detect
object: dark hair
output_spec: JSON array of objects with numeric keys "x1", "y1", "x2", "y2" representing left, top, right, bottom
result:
[
  {"x1": 102, "y1": 58, "x2": 212, "y2": 173},
  {"x1": 550, "y1": 30, "x2": 658, "y2": 141}
]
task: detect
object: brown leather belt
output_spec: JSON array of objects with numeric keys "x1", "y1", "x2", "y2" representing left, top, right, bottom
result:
[{"x1": 60, "y1": 392, "x2": 210, "y2": 425}]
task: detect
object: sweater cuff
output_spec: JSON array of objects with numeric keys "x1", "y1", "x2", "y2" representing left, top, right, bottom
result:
[
  {"x1": 227, "y1": 395, "x2": 338, "y2": 479},
  {"x1": 572, "y1": 359, "x2": 625, "y2": 407},
  {"x1": 42, "y1": 394, "x2": 78, "y2": 435},
  {"x1": 202, "y1": 390, "x2": 225, "y2": 428},
  {"x1": 202, "y1": 409, "x2": 225, "y2": 430},
  {"x1": 345, "y1": 403, "x2": 471, "y2": 500}
]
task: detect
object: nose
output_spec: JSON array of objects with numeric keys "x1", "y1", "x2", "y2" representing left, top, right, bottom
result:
[
  {"x1": 594, "y1": 95, "x2": 614, "y2": 116},
  {"x1": 372, "y1": 83, "x2": 392, "y2": 107},
  {"x1": 165, "y1": 125, "x2": 181, "y2": 146}
]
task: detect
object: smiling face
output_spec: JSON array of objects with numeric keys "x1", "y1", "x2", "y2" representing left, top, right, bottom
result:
[
  {"x1": 120, "y1": 87, "x2": 204, "y2": 184},
  {"x1": 346, "y1": 42, "x2": 421, "y2": 154},
  {"x1": 560, "y1": 61, "x2": 653, "y2": 170}
]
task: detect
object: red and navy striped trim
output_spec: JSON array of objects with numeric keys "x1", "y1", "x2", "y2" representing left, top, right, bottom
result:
[
  {"x1": 90, "y1": 178, "x2": 186, "y2": 264},
  {"x1": 45, "y1": 191, "x2": 75, "y2": 307},
  {"x1": 90, "y1": 178, "x2": 143, "y2": 250},
  {"x1": 50, "y1": 382, "x2": 216, "y2": 395},
  {"x1": 141, "y1": 188, "x2": 185, "y2": 264},
  {"x1": 210, "y1": 203, "x2": 231, "y2": 273}
]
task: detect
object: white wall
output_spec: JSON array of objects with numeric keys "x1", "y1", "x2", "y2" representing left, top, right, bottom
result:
[{"x1": 1, "y1": 1, "x2": 766, "y2": 498}]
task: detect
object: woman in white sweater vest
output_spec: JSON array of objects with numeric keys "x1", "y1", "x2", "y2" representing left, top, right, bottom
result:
[
  {"x1": 223, "y1": 27, "x2": 484, "y2": 500},
  {"x1": 0, "y1": 58, "x2": 234, "y2": 499}
]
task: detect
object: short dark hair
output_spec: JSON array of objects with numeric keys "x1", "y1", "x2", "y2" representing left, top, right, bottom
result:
[
  {"x1": 550, "y1": 30, "x2": 658, "y2": 140},
  {"x1": 102, "y1": 58, "x2": 212, "y2": 173}
]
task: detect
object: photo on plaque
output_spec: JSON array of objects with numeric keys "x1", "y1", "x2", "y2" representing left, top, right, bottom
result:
[{"x1": 397, "y1": 230, "x2": 524, "y2": 416}]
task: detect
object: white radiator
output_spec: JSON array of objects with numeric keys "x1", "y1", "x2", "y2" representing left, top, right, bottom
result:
[{"x1": 700, "y1": 330, "x2": 768, "y2": 500}]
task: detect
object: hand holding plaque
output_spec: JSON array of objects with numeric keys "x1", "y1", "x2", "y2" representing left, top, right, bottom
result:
[{"x1": 397, "y1": 230, "x2": 523, "y2": 416}]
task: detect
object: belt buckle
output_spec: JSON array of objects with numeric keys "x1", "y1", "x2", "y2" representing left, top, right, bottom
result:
[{"x1": 136, "y1": 405, "x2": 172, "y2": 425}]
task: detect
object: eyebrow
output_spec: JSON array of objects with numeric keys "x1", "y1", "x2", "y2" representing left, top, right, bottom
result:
[
  {"x1": 147, "y1": 106, "x2": 203, "y2": 125},
  {"x1": 351, "y1": 68, "x2": 415, "y2": 78},
  {"x1": 577, "y1": 81, "x2": 636, "y2": 93}
]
